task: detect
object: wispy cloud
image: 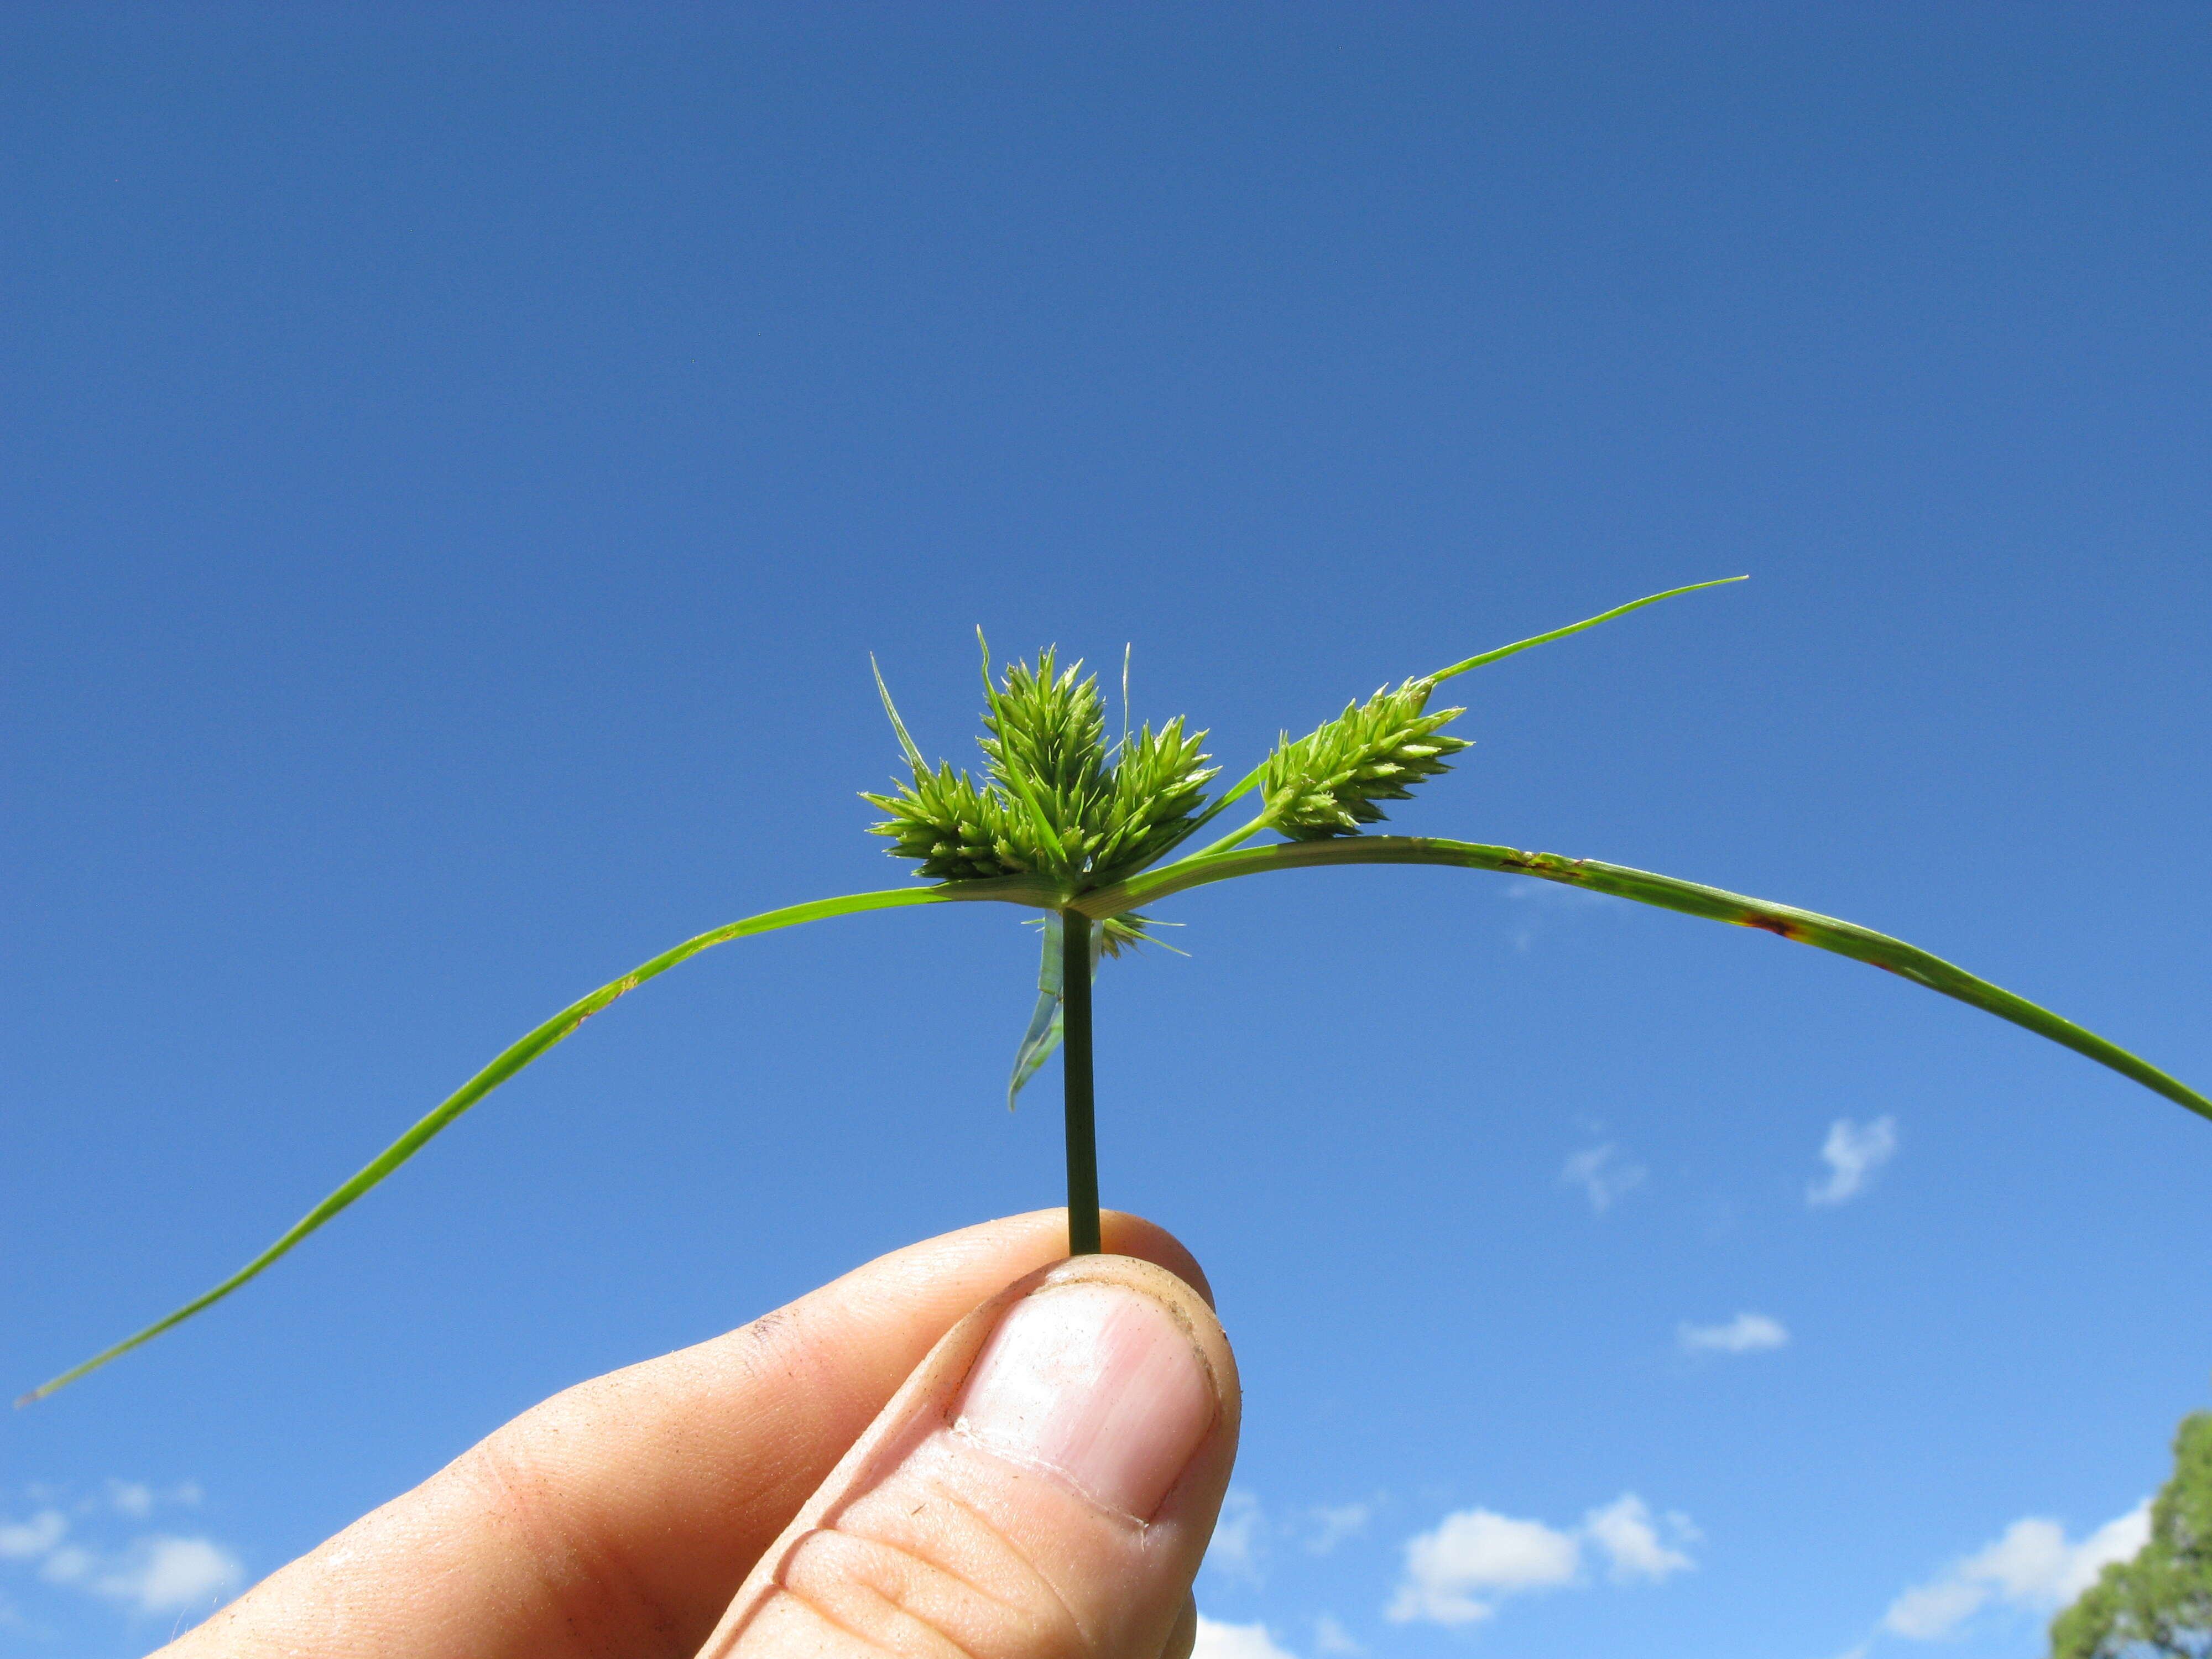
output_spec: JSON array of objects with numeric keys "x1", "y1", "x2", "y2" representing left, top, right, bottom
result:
[
  {"x1": 1302, "y1": 1502, "x2": 1373, "y2": 1555},
  {"x1": 1584, "y1": 1495, "x2": 1699, "y2": 1583},
  {"x1": 1386, "y1": 1493, "x2": 1695, "y2": 1626},
  {"x1": 1503, "y1": 878, "x2": 1620, "y2": 951},
  {"x1": 1677, "y1": 1312, "x2": 1789, "y2": 1354},
  {"x1": 1193, "y1": 1615, "x2": 1300, "y2": 1659},
  {"x1": 92, "y1": 1538, "x2": 243, "y2": 1615},
  {"x1": 0, "y1": 1513, "x2": 67, "y2": 1561},
  {"x1": 1882, "y1": 1503, "x2": 2151, "y2": 1640},
  {"x1": 1807, "y1": 1117, "x2": 1897, "y2": 1207},
  {"x1": 39, "y1": 1543, "x2": 95, "y2": 1587},
  {"x1": 1206, "y1": 1491, "x2": 1267, "y2": 1587},
  {"x1": 1563, "y1": 1143, "x2": 1647, "y2": 1212},
  {"x1": 1504, "y1": 878, "x2": 1616, "y2": 910},
  {"x1": 107, "y1": 1483, "x2": 154, "y2": 1521},
  {"x1": 1312, "y1": 1613, "x2": 1363, "y2": 1655},
  {"x1": 0, "y1": 1483, "x2": 242, "y2": 1624},
  {"x1": 1207, "y1": 1491, "x2": 1382, "y2": 1583}
]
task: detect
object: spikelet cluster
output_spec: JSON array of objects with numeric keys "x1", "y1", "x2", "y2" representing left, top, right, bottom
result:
[
  {"x1": 863, "y1": 763, "x2": 1023, "y2": 881},
  {"x1": 865, "y1": 649, "x2": 1218, "y2": 888},
  {"x1": 1261, "y1": 677, "x2": 1471, "y2": 839}
]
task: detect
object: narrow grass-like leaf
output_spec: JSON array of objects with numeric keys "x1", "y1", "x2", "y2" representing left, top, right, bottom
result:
[
  {"x1": 871, "y1": 654, "x2": 930, "y2": 773},
  {"x1": 1159, "y1": 578, "x2": 1747, "y2": 869},
  {"x1": 1006, "y1": 912, "x2": 1107, "y2": 1109},
  {"x1": 1120, "y1": 643, "x2": 1132, "y2": 758},
  {"x1": 1081, "y1": 836, "x2": 2211, "y2": 1123},
  {"x1": 1008, "y1": 912, "x2": 1067, "y2": 1110},
  {"x1": 1426, "y1": 576, "x2": 1747, "y2": 685},
  {"x1": 20, "y1": 878, "x2": 1048, "y2": 1406}
]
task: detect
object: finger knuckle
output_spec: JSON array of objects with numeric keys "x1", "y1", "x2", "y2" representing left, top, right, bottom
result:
[
  {"x1": 447, "y1": 1428, "x2": 684, "y2": 1655},
  {"x1": 767, "y1": 1475, "x2": 1088, "y2": 1659}
]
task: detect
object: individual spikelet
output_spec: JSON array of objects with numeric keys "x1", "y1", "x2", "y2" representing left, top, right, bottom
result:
[{"x1": 1261, "y1": 677, "x2": 1471, "y2": 839}]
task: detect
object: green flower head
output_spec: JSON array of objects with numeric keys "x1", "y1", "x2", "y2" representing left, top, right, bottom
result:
[{"x1": 863, "y1": 643, "x2": 1218, "y2": 891}]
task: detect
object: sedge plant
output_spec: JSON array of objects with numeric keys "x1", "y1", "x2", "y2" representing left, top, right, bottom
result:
[{"x1": 22, "y1": 578, "x2": 2211, "y2": 1404}]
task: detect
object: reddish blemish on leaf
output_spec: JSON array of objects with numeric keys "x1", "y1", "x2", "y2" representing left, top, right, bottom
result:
[{"x1": 1736, "y1": 913, "x2": 1802, "y2": 941}]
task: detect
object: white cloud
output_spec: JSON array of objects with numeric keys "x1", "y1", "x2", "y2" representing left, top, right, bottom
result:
[
  {"x1": 1882, "y1": 1501, "x2": 2151, "y2": 1640},
  {"x1": 1504, "y1": 878, "x2": 1615, "y2": 909},
  {"x1": 39, "y1": 1545, "x2": 93, "y2": 1585},
  {"x1": 1563, "y1": 1143, "x2": 1647, "y2": 1212},
  {"x1": 1583, "y1": 1495, "x2": 1698, "y2": 1583},
  {"x1": 107, "y1": 1483, "x2": 154, "y2": 1520},
  {"x1": 1207, "y1": 1491, "x2": 1376, "y2": 1582},
  {"x1": 2059, "y1": 1506, "x2": 2157, "y2": 1600},
  {"x1": 2, "y1": 1484, "x2": 243, "y2": 1626},
  {"x1": 1678, "y1": 1312, "x2": 1790, "y2": 1355},
  {"x1": 1193, "y1": 1615, "x2": 1299, "y2": 1659},
  {"x1": 1206, "y1": 1491, "x2": 1266, "y2": 1587},
  {"x1": 92, "y1": 1536, "x2": 243, "y2": 1615},
  {"x1": 1503, "y1": 878, "x2": 1618, "y2": 949},
  {"x1": 1807, "y1": 1117, "x2": 1897, "y2": 1206},
  {"x1": 1387, "y1": 1493, "x2": 1698, "y2": 1626},
  {"x1": 1312, "y1": 1613, "x2": 1363, "y2": 1655},
  {"x1": 1389, "y1": 1509, "x2": 1581, "y2": 1625},
  {"x1": 1883, "y1": 1573, "x2": 1989, "y2": 1640},
  {"x1": 1303, "y1": 1503, "x2": 1371, "y2": 1554},
  {"x1": 0, "y1": 1512, "x2": 66, "y2": 1561}
]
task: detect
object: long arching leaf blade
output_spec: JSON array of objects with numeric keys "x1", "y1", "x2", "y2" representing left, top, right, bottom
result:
[
  {"x1": 1082, "y1": 837, "x2": 2211, "y2": 1122},
  {"x1": 1154, "y1": 577, "x2": 1748, "y2": 867},
  {"x1": 20, "y1": 877, "x2": 1047, "y2": 1405},
  {"x1": 1427, "y1": 575, "x2": 1747, "y2": 684}
]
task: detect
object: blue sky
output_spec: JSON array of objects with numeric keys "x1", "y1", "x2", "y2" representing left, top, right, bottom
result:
[{"x1": 4, "y1": 5, "x2": 2209, "y2": 1655}]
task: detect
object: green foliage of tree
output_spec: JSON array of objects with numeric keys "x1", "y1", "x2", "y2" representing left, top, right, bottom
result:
[{"x1": 2052, "y1": 1412, "x2": 2212, "y2": 1658}]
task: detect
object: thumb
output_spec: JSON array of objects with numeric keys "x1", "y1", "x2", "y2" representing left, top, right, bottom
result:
[{"x1": 697, "y1": 1253, "x2": 1239, "y2": 1659}]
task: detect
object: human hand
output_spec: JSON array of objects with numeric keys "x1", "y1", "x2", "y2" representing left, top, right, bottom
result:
[{"x1": 160, "y1": 1210, "x2": 1238, "y2": 1659}]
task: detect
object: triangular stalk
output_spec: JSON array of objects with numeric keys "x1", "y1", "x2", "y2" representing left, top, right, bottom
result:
[{"x1": 1061, "y1": 909, "x2": 1103, "y2": 1255}]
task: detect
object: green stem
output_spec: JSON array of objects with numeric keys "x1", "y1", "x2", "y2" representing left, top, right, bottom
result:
[
  {"x1": 1176, "y1": 808, "x2": 1277, "y2": 867},
  {"x1": 1060, "y1": 907, "x2": 1103, "y2": 1255}
]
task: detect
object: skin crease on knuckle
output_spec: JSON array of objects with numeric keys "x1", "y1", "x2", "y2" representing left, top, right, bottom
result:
[
  {"x1": 761, "y1": 1491, "x2": 1083, "y2": 1659},
  {"x1": 735, "y1": 1390, "x2": 1222, "y2": 1659},
  {"x1": 446, "y1": 1424, "x2": 691, "y2": 1654},
  {"x1": 740, "y1": 1434, "x2": 1191, "y2": 1659},
  {"x1": 713, "y1": 1260, "x2": 1235, "y2": 1659}
]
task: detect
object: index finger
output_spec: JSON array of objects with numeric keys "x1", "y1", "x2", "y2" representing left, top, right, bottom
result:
[{"x1": 163, "y1": 1209, "x2": 1211, "y2": 1659}]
